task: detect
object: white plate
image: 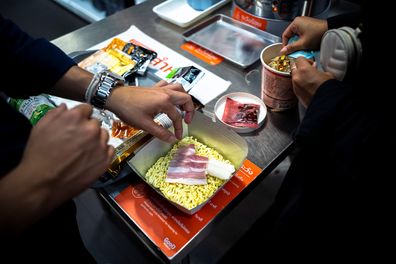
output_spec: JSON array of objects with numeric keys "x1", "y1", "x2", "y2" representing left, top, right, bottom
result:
[
  {"x1": 153, "y1": 0, "x2": 231, "y2": 28},
  {"x1": 214, "y1": 92, "x2": 267, "y2": 133}
]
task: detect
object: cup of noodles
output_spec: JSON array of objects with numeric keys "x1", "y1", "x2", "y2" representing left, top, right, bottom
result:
[{"x1": 260, "y1": 43, "x2": 297, "y2": 111}]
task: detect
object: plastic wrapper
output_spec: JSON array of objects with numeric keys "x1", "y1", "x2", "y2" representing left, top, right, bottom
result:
[
  {"x1": 8, "y1": 94, "x2": 56, "y2": 125},
  {"x1": 166, "y1": 66, "x2": 205, "y2": 92},
  {"x1": 78, "y1": 37, "x2": 157, "y2": 80},
  {"x1": 222, "y1": 97, "x2": 259, "y2": 128}
]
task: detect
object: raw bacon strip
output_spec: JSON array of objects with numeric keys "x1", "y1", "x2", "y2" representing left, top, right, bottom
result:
[{"x1": 166, "y1": 144, "x2": 208, "y2": 185}]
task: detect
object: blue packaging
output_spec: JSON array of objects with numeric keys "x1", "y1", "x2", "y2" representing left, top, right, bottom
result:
[
  {"x1": 187, "y1": 0, "x2": 221, "y2": 11},
  {"x1": 287, "y1": 35, "x2": 316, "y2": 60}
]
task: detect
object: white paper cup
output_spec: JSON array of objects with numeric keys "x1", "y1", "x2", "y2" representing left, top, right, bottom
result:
[{"x1": 260, "y1": 43, "x2": 297, "y2": 111}]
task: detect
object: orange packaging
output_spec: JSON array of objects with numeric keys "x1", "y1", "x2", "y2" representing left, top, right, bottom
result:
[{"x1": 114, "y1": 159, "x2": 262, "y2": 258}]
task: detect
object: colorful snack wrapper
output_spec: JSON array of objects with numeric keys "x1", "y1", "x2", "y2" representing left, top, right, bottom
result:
[
  {"x1": 104, "y1": 38, "x2": 157, "y2": 76},
  {"x1": 78, "y1": 38, "x2": 157, "y2": 80},
  {"x1": 78, "y1": 49, "x2": 136, "y2": 77},
  {"x1": 166, "y1": 66, "x2": 205, "y2": 92}
]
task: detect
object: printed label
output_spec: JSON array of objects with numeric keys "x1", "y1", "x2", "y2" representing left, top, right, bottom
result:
[
  {"x1": 232, "y1": 5, "x2": 268, "y2": 31},
  {"x1": 114, "y1": 159, "x2": 262, "y2": 258}
]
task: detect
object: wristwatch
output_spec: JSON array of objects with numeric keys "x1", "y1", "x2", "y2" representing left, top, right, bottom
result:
[{"x1": 90, "y1": 70, "x2": 125, "y2": 109}]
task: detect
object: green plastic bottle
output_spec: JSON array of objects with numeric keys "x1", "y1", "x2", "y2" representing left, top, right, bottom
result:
[{"x1": 8, "y1": 94, "x2": 56, "y2": 125}]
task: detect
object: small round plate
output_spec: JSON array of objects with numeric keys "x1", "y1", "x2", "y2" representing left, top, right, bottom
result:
[{"x1": 214, "y1": 92, "x2": 267, "y2": 133}]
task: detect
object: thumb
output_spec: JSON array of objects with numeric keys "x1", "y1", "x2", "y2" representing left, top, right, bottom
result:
[
  {"x1": 140, "y1": 118, "x2": 178, "y2": 144},
  {"x1": 280, "y1": 40, "x2": 304, "y2": 55}
]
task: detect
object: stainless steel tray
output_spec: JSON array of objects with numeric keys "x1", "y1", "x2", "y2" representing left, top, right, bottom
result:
[{"x1": 183, "y1": 14, "x2": 281, "y2": 68}]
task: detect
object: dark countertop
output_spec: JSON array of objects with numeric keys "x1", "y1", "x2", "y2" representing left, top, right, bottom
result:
[{"x1": 53, "y1": 0, "x2": 300, "y2": 263}]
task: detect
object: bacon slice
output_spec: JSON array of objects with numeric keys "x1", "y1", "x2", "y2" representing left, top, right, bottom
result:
[{"x1": 165, "y1": 144, "x2": 208, "y2": 185}]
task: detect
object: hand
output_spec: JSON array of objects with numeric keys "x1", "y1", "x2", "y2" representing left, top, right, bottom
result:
[
  {"x1": 106, "y1": 81, "x2": 195, "y2": 143},
  {"x1": 291, "y1": 57, "x2": 334, "y2": 108},
  {"x1": 23, "y1": 103, "x2": 114, "y2": 196},
  {"x1": 280, "y1": 16, "x2": 328, "y2": 55},
  {"x1": 0, "y1": 104, "x2": 114, "y2": 233}
]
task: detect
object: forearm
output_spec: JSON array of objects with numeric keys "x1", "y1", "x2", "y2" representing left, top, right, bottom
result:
[
  {"x1": 50, "y1": 65, "x2": 93, "y2": 102},
  {"x1": 296, "y1": 79, "x2": 351, "y2": 145},
  {"x1": 0, "y1": 164, "x2": 53, "y2": 236}
]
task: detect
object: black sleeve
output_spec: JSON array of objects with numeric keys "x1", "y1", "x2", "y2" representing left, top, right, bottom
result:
[
  {"x1": 0, "y1": 15, "x2": 76, "y2": 98},
  {"x1": 295, "y1": 79, "x2": 351, "y2": 146},
  {"x1": 327, "y1": 2, "x2": 361, "y2": 30}
]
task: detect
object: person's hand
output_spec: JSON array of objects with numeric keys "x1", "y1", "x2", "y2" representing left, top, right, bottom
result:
[
  {"x1": 0, "y1": 103, "x2": 114, "y2": 234},
  {"x1": 106, "y1": 81, "x2": 195, "y2": 143},
  {"x1": 22, "y1": 104, "x2": 114, "y2": 198},
  {"x1": 280, "y1": 16, "x2": 328, "y2": 55},
  {"x1": 291, "y1": 57, "x2": 334, "y2": 108}
]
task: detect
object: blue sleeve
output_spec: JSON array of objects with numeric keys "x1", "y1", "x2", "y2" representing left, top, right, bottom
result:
[{"x1": 0, "y1": 15, "x2": 76, "y2": 98}]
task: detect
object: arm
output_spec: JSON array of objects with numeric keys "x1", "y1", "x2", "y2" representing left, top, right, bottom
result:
[
  {"x1": 0, "y1": 104, "x2": 114, "y2": 235},
  {"x1": 50, "y1": 67, "x2": 195, "y2": 143},
  {"x1": 0, "y1": 15, "x2": 76, "y2": 97}
]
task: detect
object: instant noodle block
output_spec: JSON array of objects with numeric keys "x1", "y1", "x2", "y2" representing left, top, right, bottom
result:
[{"x1": 127, "y1": 111, "x2": 248, "y2": 214}]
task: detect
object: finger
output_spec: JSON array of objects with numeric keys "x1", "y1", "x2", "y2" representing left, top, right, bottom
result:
[
  {"x1": 282, "y1": 22, "x2": 296, "y2": 47},
  {"x1": 164, "y1": 106, "x2": 183, "y2": 140},
  {"x1": 141, "y1": 118, "x2": 177, "y2": 143},
  {"x1": 168, "y1": 91, "x2": 195, "y2": 124},
  {"x1": 43, "y1": 103, "x2": 67, "y2": 120},
  {"x1": 154, "y1": 80, "x2": 169, "y2": 87},
  {"x1": 72, "y1": 103, "x2": 93, "y2": 119},
  {"x1": 184, "y1": 110, "x2": 194, "y2": 124},
  {"x1": 163, "y1": 82, "x2": 184, "y2": 92},
  {"x1": 106, "y1": 145, "x2": 115, "y2": 163},
  {"x1": 295, "y1": 57, "x2": 312, "y2": 68},
  {"x1": 168, "y1": 90, "x2": 194, "y2": 107},
  {"x1": 290, "y1": 59, "x2": 297, "y2": 73},
  {"x1": 100, "y1": 127, "x2": 110, "y2": 146},
  {"x1": 35, "y1": 103, "x2": 67, "y2": 126},
  {"x1": 280, "y1": 39, "x2": 304, "y2": 55}
]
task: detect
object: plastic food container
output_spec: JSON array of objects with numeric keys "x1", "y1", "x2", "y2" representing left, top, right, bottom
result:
[
  {"x1": 127, "y1": 111, "x2": 248, "y2": 214},
  {"x1": 153, "y1": 0, "x2": 231, "y2": 28},
  {"x1": 187, "y1": 0, "x2": 222, "y2": 10}
]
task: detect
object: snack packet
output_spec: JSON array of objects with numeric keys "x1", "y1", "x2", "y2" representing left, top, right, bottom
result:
[
  {"x1": 166, "y1": 66, "x2": 205, "y2": 92},
  {"x1": 8, "y1": 94, "x2": 56, "y2": 125},
  {"x1": 222, "y1": 97, "x2": 260, "y2": 128}
]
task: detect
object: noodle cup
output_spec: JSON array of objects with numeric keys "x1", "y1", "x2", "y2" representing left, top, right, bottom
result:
[{"x1": 260, "y1": 43, "x2": 297, "y2": 111}]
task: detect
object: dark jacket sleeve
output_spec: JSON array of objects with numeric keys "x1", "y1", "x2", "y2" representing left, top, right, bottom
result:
[
  {"x1": 295, "y1": 79, "x2": 350, "y2": 146},
  {"x1": 327, "y1": 2, "x2": 361, "y2": 30},
  {"x1": 0, "y1": 15, "x2": 76, "y2": 98}
]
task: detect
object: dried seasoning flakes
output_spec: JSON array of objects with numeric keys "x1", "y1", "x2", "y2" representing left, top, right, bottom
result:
[
  {"x1": 268, "y1": 55, "x2": 291, "y2": 73},
  {"x1": 222, "y1": 97, "x2": 260, "y2": 128}
]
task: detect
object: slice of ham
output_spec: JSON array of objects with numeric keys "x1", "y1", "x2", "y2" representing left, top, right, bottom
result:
[{"x1": 165, "y1": 144, "x2": 208, "y2": 185}]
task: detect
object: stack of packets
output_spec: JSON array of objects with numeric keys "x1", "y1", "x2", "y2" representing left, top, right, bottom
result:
[
  {"x1": 78, "y1": 38, "x2": 204, "y2": 181},
  {"x1": 79, "y1": 38, "x2": 157, "y2": 80}
]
